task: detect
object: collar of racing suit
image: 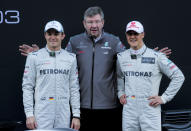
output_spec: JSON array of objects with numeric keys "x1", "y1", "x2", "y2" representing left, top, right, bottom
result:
[
  {"x1": 45, "y1": 45, "x2": 62, "y2": 56},
  {"x1": 130, "y1": 44, "x2": 147, "y2": 57}
]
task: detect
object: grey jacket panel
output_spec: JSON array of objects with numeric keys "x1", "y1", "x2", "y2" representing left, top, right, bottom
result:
[
  {"x1": 117, "y1": 47, "x2": 185, "y2": 104},
  {"x1": 22, "y1": 47, "x2": 80, "y2": 123},
  {"x1": 66, "y1": 32, "x2": 125, "y2": 109}
]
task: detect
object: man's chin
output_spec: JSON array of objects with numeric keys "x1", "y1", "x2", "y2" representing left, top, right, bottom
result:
[
  {"x1": 129, "y1": 42, "x2": 138, "y2": 46},
  {"x1": 129, "y1": 43, "x2": 139, "y2": 48},
  {"x1": 50, "y1": 42, "x2": 57, "y2": 46},
  {"x1": 90, "y1": 33, "x2": 99, "y2": 38},
  {"x1": 49, "y1": 44, "x2": 58, "y2": 48}
]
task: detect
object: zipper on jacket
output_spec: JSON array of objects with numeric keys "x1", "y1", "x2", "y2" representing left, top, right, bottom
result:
[
  {"x1": 53, "y1": 54, "x2": 57, "y2": 127},
  {"x1": 90, "y1": 37, "x2": 95, "y2": 109}
]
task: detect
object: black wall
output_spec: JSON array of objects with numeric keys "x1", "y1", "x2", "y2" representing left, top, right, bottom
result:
[{"x1": 0, "y1": 0, "x2": 190, "y2": 128}]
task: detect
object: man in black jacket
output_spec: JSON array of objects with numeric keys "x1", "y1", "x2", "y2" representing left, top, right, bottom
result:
[{"x1": 65, "y1": 6, "x2": 125, "y2": 131}]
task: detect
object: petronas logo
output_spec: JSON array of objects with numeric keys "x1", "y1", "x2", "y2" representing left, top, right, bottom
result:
[
  {"x1": 104, "y1": 42, "x2": 109, "y2": 47},
  {"x1": 101, "y1": 42, "x2": 111, "y2": 50}
]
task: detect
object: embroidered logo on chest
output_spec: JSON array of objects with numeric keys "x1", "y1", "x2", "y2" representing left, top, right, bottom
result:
[{"x1": 141, "y1": 57, "x2": 155, "y2": 64}]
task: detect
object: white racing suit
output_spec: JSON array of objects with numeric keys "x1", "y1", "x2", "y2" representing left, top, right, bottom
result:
[
  {"x1": 117, "y1": 44, "x2": 185, "y2": 131},
  {"x1": 22, "y1": 46, "x2": 80, "y2": 129}
]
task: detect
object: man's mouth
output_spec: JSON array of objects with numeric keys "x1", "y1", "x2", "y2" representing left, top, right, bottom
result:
[
  {"x1": 49, "y1": 42, "x2": 57, "y2": 44},
  {"x1": 130, "y1": 39, "x2": 137, "y2": 42},
  {"x1": 49, "y1": 40, "x2": 57, "y2": 42},
  {"x1": 90, "y1": 28, "x2": 98, "y2": 32}
]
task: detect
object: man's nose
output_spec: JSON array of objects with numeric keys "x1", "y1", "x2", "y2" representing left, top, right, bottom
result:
[
  {"x1": 129, "y1": 35, "x2": 136, "y2": 38},
  {"x1": 91, "y1": 22, "x2": 98, "y2": 27},
  {"x1": 50, "y1": 34, "x2": 57, "y2": 38}
]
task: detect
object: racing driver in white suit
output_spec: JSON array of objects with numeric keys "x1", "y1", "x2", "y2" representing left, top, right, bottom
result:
[
  {"x1": 22, "y1": 20, "x2": 80, "y2": 130},
  {"x1": 117, "y1": 21, "x2": 185, "y2": 131}
]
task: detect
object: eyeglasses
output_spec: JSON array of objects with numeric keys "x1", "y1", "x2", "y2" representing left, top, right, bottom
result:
[
  {"x1": 127, "y1": 32, "x2": 139, "y2": 36},
  {"x1": 85, "y1": 20, "x2": 102, "y2": 25}
]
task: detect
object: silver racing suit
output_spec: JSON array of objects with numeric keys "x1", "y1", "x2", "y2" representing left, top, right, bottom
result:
[
  {"x1": 117, "y1": 44, "x2": 185, "y2": 131},
  {"x1": 22, "y1": 46, "x2": 80, "y2": 129}
]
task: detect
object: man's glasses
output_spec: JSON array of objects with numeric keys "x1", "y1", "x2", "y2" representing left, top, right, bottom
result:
[
  {"x1": 85, "y1": 20, "x2": 102, "y2": 25},
  {"x1": 127, "y1": 31, "x2": 139, "y2": 36}
]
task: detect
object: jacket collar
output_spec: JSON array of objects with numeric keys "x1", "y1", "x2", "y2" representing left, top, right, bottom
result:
[
  {"x1": 84, "y1": 30, "x2": 105, "y2": 43},
  {"x1": 45, "y1": 45, "x2": 62, "y2": 55},
  {"x1": 130, "y1": 44, "x2": 147, "y2": 55}
]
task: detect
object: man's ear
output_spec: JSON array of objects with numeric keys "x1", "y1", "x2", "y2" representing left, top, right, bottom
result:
[
  {"x1": 141, "y1": 32, "x2": 145, "y2": 39},
  {"x1": 61, "y1": 33, "x2": 65, "y2": 40},
  {"x1": 83, "y1": 20, "x2": 86, "y2": 28},
  {"x1": 44, "y1": 32, "x2": 47, "y2": 38},
  {"x1": 102, "y1": 19, "x2": 105, "y2": 26}
]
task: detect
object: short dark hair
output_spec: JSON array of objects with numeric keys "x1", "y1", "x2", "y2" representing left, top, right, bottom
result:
[{"x1": 84, "y1": 6, "x2": 104, "y2": 20}]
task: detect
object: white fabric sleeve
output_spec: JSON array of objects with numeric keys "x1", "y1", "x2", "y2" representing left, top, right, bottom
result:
[
  {"x1": 22, "y1": 53, "x2": 36, "y2": 117},
  {"x1": 116, "y1": 56, "x2": 125, "y2": 99},
  {"x1": 158, "y1": 53, "x2": 185, "y2": 104},
  {"x1": 69, "y1": 56, "x2": 80, "y2": 118}
]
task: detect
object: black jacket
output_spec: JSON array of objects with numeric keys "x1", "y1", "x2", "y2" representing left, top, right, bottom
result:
[{"x1": 66, "y1": 32, "x2": 125, "y2": 109}]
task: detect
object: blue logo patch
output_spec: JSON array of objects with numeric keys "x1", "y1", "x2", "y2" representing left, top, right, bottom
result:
[
  {"x1": 142, "y1": 57, "x2": 155, "y2": 64},
  {"x1": 104, "y1": 42, "x2": 109, "y2": 47}
]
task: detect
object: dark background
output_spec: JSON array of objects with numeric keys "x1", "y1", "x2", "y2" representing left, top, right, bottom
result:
[{"x1": 0, "y1": 0, "x2": 190, "y2": 130}]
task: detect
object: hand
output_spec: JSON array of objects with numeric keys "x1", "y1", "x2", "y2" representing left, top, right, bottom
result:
[
  {"x1": 19, "y1": 44, "x2": 39, "y2": 56},
  {"x1": 120, "y1": 94, "x2": 127, "y2": 105},
  {"x1": 71, "y1": 118, "x2": 80, "y2": 130},
  {"x1": 26, "y1": 116, "x2": 37, "y2": 129},
  {"x1": 154, "y1": 47, "x2": 172, "y2": 58},
  {"x1": 148, "y1": 96, "x2": 164, "y2": 107}
]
